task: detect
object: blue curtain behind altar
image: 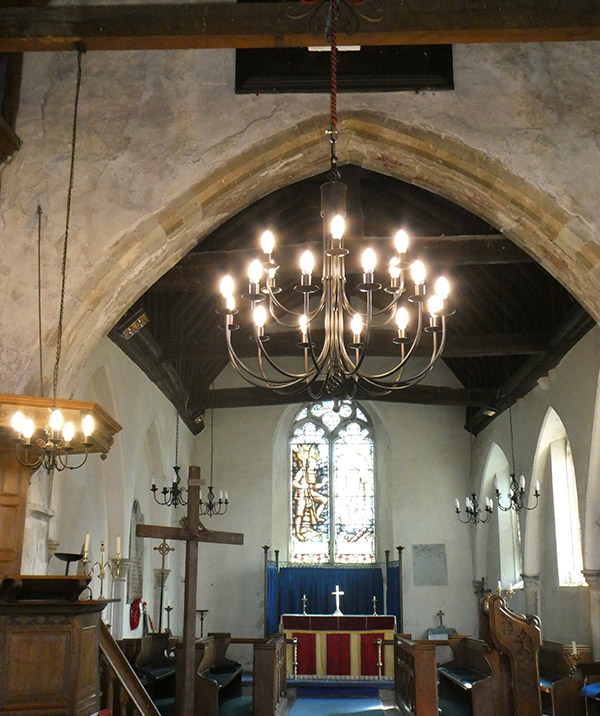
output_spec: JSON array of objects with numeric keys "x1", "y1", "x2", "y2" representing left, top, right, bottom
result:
[
  {"x1": 278, "y1": 566, "x2": 383, "y2": 616},
  {"x1": 267, "y1": 561, "x2": 278, "y2": 635},
  {"x1": 386, "y1": 561, "x2": 400, "y2": 623}
]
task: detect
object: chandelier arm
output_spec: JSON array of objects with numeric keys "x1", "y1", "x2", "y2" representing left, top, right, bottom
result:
[
  {"x1": 266, "y1": 284, "x2": 326, "y2": 323},
  {"x1": 13, "y1": 445, "x2": 43, "y2": 471},
  {"x1": 362, "y1": 312, "x2": 447, "y2": 383},
  {"x1": 339, "y1": 289, "x2": 374, "y2": 376},
  {"x1": 57, "y1": 450, "x2": 90, "y2": 471},
  {"x1": 254, "y1": 325, "x2": 319, "y2": 381},
  {"x1": 225, "y1": 329, "x2": 310, "y2": 389}
]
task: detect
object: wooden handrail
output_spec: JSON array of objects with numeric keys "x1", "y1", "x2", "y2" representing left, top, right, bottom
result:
[{"x1": 99, "y1": 621, "x2": 161, "y2": 716}]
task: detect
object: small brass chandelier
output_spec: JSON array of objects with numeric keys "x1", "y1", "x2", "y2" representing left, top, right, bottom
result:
[
  {"x1": 455, "y1": 493, "x2": 493, "y2": 525},
  {"x1": 218, "y1": 0, "x2": 453, "y2": 400},
  {"x1": 199, "y1": 385, "x2": 229, "y2": 518},
  {"x1": 456, "y1": 433, "x2": 492, "y2": 525},
  {"x1": 151, "y1": 410, "x2": 188, "y2": 508},
  {"x1": 495, "y1": 407, "x2": 540, "y2": 513},
  {"x1": 10, "y1": 46, "x2": 96, "y2": 473}
]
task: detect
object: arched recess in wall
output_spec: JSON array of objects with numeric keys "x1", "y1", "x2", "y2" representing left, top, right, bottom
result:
[
  {"x1": 54, "y1": 111, "x2": 600, "y2": 394},
  {"x1": 524, "y1": 407, "x2": 585, "y2": 585},
  {"x1": 583, "y1": 365, "x2": 600, "y2": 570},
  {"x1": 270, "y1": 399, "x2": 391, "y2": 561},
  {"x1": 475, "y1": 443, "x2": 521, "y2": 587}
]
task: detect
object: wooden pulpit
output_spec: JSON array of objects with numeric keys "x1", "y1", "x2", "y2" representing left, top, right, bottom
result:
[{"x1": 0, "y1": 576, "x2": 107, "y2": 716}]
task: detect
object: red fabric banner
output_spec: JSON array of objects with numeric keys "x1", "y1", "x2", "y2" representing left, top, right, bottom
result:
[
  {"x1": 293, "y1": 632, "x2": 316, "y2": 675},
  {"x1": 360, "y1": 632, "x2": 384, "y2": 676},
  {"x1": 326, "y1": 632, "x2": 351, "y2": 675}
]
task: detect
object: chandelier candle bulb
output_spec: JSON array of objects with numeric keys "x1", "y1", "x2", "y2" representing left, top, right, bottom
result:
[
  {"x1": 351, "y1": 314, "x2": 363, "y2": 344},
  {"x1": 394, "y1": 229, "x2": 409, "y2": 255},
  {"x1": 49, "y1": 409, "x2": 64, "y2": 434},
  {"x1": 435, "y1": 276, "x2": 450, "y2": 300},
  {"x1": 248, "y1": 259, "x2": 263, "y2": 292},
  {"x1": 520, "y1": 475, "x2": 526, "y2": 490},
  {"x1": 455, "y1": 498, "x2": 460, "y2": 511},
  {"x1": 225, "y1": 295, "x2": 236, "y2": 312},
  {"x1": 116, "y1": 536, "x2": 121, "y2": 556},
  {"x1": 220, "y1": 275, "x2": 234, "y2": 299},
  {"x1": 535, "y1": 480, "x2": 540, "y2": 494},
  {"x1": 84, "y1": 533, "x2": 90, "y2": 555},
  {"x1": 331, "y1": 215, "x2": 345, "y2": 240},
  {"x1": 82, "y1": 414, "x2": 94, "y2": 438},
  {"x1": 260, "y1": 230, "x2": 275, "y2": 256},
  {"x1": 62, "y1": 421, "x2": 75, "y2": 444},
  {"x1": 11, "y1": 411, "x2": 24, "y2": 435},
  {"x1": 22, "y1": 419, "x2": 34, "y2": 441}
]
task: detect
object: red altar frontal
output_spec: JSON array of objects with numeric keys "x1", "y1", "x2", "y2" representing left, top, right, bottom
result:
[{"x1": 281, "y1": 615, "x2": 395, "y2": 678}]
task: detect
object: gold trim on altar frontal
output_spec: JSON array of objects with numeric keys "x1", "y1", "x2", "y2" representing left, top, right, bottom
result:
[{"x1": 0, "y1": 394, "x2": 121, "y2": 455}]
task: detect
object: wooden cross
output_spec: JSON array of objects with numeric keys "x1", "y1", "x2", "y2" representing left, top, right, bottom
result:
[
  {"x1": 332, "y1": 584, "x2": 344, "y2": 616},
  {"x1": 136, "y1": 466, "x2": 243, "y2": 716},
  {"x1": 437, "y1": 609, "x2": 445, "y2": 627}
]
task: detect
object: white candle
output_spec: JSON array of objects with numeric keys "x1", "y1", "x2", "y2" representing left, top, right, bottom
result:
[
  {"x1": 509, "y1": 583, "x2": 513, "y2": 591},
  {"x1": 498, "y1": 580, "x2": 502, "y2": 591},
  {"x1": 572, "y1": 640, "x2": 578, "y2": 655},
  {"x1": 84, "y1": 533, "x2": 90, "y2": 554},
  {"x1": 535, "y1": 480, "x2": 540, "y2": 494},
  {"x1": 116, "y1": 536, "x2": 121, "y2": 555},
  {"x1": 520, "y1": 475, "x2": 526, "y2": 490},
  {"x1": 455, "y1": 498, "x2": 460, "y2": 511}
]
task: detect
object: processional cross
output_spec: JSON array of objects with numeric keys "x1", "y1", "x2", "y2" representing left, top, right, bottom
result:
[
  {"x1": 137, "y1": 466, "x2": 243, "y2": 716},
  {"x1": 153, "y1": 539, "x2": 175, "y2": 633}
]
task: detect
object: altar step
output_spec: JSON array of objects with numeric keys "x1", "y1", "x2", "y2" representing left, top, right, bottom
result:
[{"x1": 288, "y1": 676, "x2": 394, "y2": 699}]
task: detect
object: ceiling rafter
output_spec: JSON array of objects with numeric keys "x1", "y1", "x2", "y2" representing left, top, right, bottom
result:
[{"x1": 1, "y1": 2, "x2": 599, "y2": 53}]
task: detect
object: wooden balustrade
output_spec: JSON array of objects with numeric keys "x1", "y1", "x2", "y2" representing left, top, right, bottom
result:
[
  {"x1": 394, "y1": 634, "x2": 439, "y2": 716},
  {"x1": 99, "y1": 622, "x2": 161, "y2": 716}
]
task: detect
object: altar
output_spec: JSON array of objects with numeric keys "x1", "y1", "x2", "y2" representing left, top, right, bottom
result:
[{"x1": 281, "y1": 614, "x2": 395, "y2": 678}]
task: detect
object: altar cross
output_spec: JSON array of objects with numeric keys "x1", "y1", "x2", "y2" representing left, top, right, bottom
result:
[
  {"x1": 332, "y1": 584, "x2": 344, "y2": 616},
  {"x1": 136, "y1": 466, "x2": 243, "y2": 716}
]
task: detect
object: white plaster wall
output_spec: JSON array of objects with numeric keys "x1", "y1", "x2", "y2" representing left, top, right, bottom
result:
[
  {"x1": 474, "y1": 327, "x2": 600, "y2": 643},
  {"x1": 1, "y1": 42, "x2": 600, "y2": 394}
]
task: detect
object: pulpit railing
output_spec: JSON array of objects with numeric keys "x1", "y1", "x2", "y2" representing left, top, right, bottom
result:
[{"x1": 99, "y1": 621, "x2": 161, "y2": 716}]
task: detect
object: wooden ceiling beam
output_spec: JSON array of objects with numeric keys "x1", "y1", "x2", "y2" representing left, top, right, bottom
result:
[
  {"x1": 199, "y1": 383, "x2": 497, "y2": 411},
  {"x1": 467, "y1": 306, "x2": 596, "y2": 434},
  {"x1": 1, "y1": 2, "x2": 599, "y2": 53},
  {"x1": 160, "y1": 332, "x2": 549, "y2": 362},
  {"x1": 151, "y1": 234, "x2": 529, "y2": 291}
]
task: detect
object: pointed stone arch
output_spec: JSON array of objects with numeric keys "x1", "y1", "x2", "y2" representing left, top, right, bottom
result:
[{"x1": 56, "y1": 111, "x2": 600, "y2": 391}]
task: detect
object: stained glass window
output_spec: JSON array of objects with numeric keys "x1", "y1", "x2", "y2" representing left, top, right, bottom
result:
[{"x1": 290, "y1": 401, "x2": 375, "y2": 564}]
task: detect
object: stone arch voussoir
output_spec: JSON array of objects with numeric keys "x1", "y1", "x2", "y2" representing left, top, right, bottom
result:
[{"x1": 58, "y1": 111, "x2": 600, "y2": 392}]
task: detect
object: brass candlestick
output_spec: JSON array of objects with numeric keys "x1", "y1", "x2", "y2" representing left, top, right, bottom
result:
[{"x1": 82, "y1": 540, "x2": 121, "y2": 599}]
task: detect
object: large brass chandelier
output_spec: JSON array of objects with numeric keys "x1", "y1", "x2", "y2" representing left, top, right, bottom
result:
[{"x1": 218, "y1": 0, "x2": 453, "y2": 399}]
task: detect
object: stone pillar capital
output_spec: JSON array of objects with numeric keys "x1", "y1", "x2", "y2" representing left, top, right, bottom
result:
[
  {"x1": 521, "y1": 573, "x2": 540, "y2": 587},
  {"x1": 582, "y1": 570, "x2": 600, "y2": 589}
]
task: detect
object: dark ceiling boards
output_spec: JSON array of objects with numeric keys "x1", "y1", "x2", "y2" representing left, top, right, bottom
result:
[{"x1": 110, "y1": 165, "x2": 593, "y2": 436}]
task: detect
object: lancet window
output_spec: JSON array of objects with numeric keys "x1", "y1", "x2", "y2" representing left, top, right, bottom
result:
[{"x1": 290, "y1": 400, "x2": 375, "y2": 564}]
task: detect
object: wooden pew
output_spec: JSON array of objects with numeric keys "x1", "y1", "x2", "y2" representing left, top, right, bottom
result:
[
  {"x1": 394, "y1": 634, "x2": 439, "y2": 716},
  {"x1": 193, "y1": 633, "x2": 243, "y2": 716},
  {"x1": 539, "y1": 640, "x2": 592, "y2": 716},
  {"x1": 133, "y1": 632, "x2": 176, "y2": 699},
  {"x1": 480, "y1": 593, "x2": 542, "y2": 716},
  {"x1": 252, "y1": 634, "x2": 286, "y2": 716},
  {"x1": 437, "y1": 635, "x2": 499, "y2": 716}
]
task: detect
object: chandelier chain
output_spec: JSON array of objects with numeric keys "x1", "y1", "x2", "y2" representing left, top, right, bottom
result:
[
  {"x1": 37, "y1": 204, "x2": 44, "y2": 398},
  {"x1": 53, "y1": 45, "x2": 86, "y2": 404},
  {"x1": 175, "y1": 410, "x2": 179, "y2": 466},
  {"x1": 509, "y1": 406, "x2": 516, "y2": 474},
  {"x1": 210, "y1": 382, "x2": 215, "y2": 488},
  {"x1": 327, "y1": 0, "x2": 341, "y2": 181}
]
